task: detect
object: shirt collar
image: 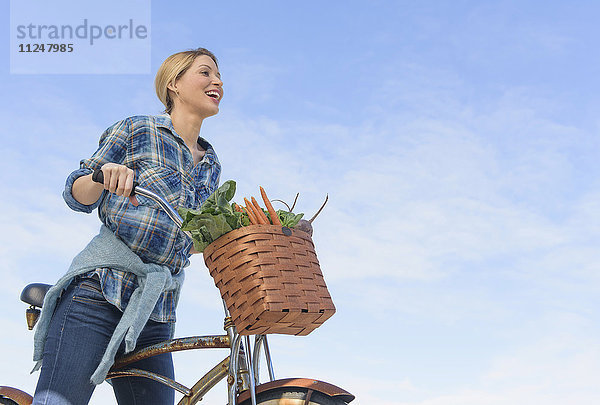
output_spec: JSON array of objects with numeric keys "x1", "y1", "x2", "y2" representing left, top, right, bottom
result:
[
  {"x1": 155, "y1": 113, "x2": 177, "y2": 133},
  {"x1": 155, "y1": 114, "x2": 218, "y2": 164}
]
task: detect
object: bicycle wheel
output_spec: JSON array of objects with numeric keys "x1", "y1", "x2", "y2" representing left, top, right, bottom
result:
[
  {"x1": 0, "y1": 386, "x2": 33, "y2": 405},
  {"x1": 240, "y1": 387, "x2": 348, "y2": 405}
]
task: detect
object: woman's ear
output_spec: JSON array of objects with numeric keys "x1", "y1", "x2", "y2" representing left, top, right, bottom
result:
[{"x1": 167, "y1": 80, "x2": 178, "y2": 95}]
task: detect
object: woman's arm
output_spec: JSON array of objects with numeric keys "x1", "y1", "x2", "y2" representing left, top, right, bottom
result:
[
  {"x1": 72, "y1": 163, "x2": 138, "y2": 206},
  {"x1": 66, "y1": 119, "x2": 138, "y2": 209}
]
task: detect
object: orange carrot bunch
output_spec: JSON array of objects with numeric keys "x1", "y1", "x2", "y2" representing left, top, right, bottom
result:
[{"x1": 240, "y1": 186, "x2": 282, "y2": 226}]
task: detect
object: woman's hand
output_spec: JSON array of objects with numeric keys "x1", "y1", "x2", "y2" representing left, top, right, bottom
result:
[
  {"x1": 99, "y1": 163, "x2": 139, "y2": 206},
  {"x1": 72, "y1": 163, "x2": 138, "y2": 206}
]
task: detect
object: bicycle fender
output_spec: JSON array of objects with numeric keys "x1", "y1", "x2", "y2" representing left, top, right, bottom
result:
[
  {"x1": 237, "y1": 378, "x2": 355, "y2": 403},
  {"x1": 0, "y1": 386, "x2": 33, "y2": 405}
]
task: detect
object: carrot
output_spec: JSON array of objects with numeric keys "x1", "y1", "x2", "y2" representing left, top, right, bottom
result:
[
  {"x1": 243, "y1": 198, "x2": 259, "y2": 224},
  {"x1": 251, "y1": 197, "x2": 270, "y2": 224},
  {"x1": 244, "y1": 198, "x2": 262, "y2": 225},
  {"x1": 233, "y1": 203, "x2": 251, "y2": 225},
  {"x1": 260, "y1": 186, "x2": 281, "y2": 226}
]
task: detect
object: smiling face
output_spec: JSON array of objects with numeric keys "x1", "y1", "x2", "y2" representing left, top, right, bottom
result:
[{"x1": 168, "y1": 55, "x2": 223, "y2": 119}]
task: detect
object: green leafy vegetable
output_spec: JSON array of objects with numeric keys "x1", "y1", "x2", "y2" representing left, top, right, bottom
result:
[
  {"x1": 179, "y1": 180, "x2": 243, "y2": 252},
  {"x1": 277, "y1": 210, "x2": 303, "y2": 228},
  {"x1": 179, "y1": 180, "x2": 305, "y2": 252}
]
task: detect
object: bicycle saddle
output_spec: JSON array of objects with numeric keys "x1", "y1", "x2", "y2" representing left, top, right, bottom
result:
[{"x1": 21, "y1": 283, "x2": 52, "y2": 308}]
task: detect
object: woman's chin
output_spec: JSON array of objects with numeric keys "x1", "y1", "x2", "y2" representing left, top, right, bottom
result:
[{"x1": 205, "y1": 106, "x2": 219, "y2": 117}]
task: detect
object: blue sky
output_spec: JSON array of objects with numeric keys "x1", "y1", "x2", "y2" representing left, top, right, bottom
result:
[{"x1": 2, "y1": 1, "x2": 600, "y2": 404}]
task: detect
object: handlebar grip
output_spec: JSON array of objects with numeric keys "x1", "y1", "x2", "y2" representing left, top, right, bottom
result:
[
  {"x1": 92, "y1": 169, "x2": 138, "y2": 196},
  {"x1": 91, "y1": 168, "x2": 104, "y2": 184}
]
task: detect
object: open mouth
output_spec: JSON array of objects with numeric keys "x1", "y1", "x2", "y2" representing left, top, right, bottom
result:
[{"x1": 205, "y1": 90, "x2": 221, "y2": 101}]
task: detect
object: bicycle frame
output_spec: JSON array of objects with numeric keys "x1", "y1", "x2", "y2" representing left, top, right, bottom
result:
[{"x1": 105, "y1": 296, "x2": 276, "y2": 405}]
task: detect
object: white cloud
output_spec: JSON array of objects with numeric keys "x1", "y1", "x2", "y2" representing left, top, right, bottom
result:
[{"x1": 393, "y1": 314, "x2": 600, "y2": 405}]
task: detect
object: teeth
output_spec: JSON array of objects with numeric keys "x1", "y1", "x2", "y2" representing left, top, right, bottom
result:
[{"x1": 205, "y1": 90, "x2": 220, "y2": 100}]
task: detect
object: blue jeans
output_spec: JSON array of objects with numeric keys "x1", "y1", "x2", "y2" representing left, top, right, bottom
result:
[{"x1": 32, "y1": 276, "x2": 175, "y2": 405}]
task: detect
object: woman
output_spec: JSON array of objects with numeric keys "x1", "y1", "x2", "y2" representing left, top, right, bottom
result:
[{"x1": 31, "y1": 48, "x2": 223, "y2": 405}]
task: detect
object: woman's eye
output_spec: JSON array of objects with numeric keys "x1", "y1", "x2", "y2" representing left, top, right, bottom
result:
[{"x1": 200, "y1": 71, "x2": 209, "y2": 76}]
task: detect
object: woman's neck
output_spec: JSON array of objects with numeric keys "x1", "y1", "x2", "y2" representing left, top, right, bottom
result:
[{"x1": 169, "y1": 108, "x2": 204, "y2": 149}]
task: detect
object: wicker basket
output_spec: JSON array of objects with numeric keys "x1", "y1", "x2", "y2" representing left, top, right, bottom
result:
[{"x1": 203, "y1": 224, "x2": 336, "y2": 336}]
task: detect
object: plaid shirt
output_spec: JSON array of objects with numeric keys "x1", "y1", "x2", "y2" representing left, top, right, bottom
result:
[{"x1": 63, "y1": 114, "x2": 221, "y2": 322}]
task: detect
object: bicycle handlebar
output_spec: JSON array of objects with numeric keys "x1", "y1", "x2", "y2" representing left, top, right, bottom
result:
[
  {"x1": 92, "y1": 168, "x2": 184, "y2": 228},
  {"x1": 92, "y1": 169, "x2": 138, "y2": 196}
]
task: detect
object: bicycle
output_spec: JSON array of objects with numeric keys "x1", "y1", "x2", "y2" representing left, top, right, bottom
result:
[{"x1": 0, "y1": 174, "x2": 354, "y2": 405}]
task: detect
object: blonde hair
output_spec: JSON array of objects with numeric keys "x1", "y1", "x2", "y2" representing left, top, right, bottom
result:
[{"x1": 155, "y1": 48, "x2": 218, "y2": 114}]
